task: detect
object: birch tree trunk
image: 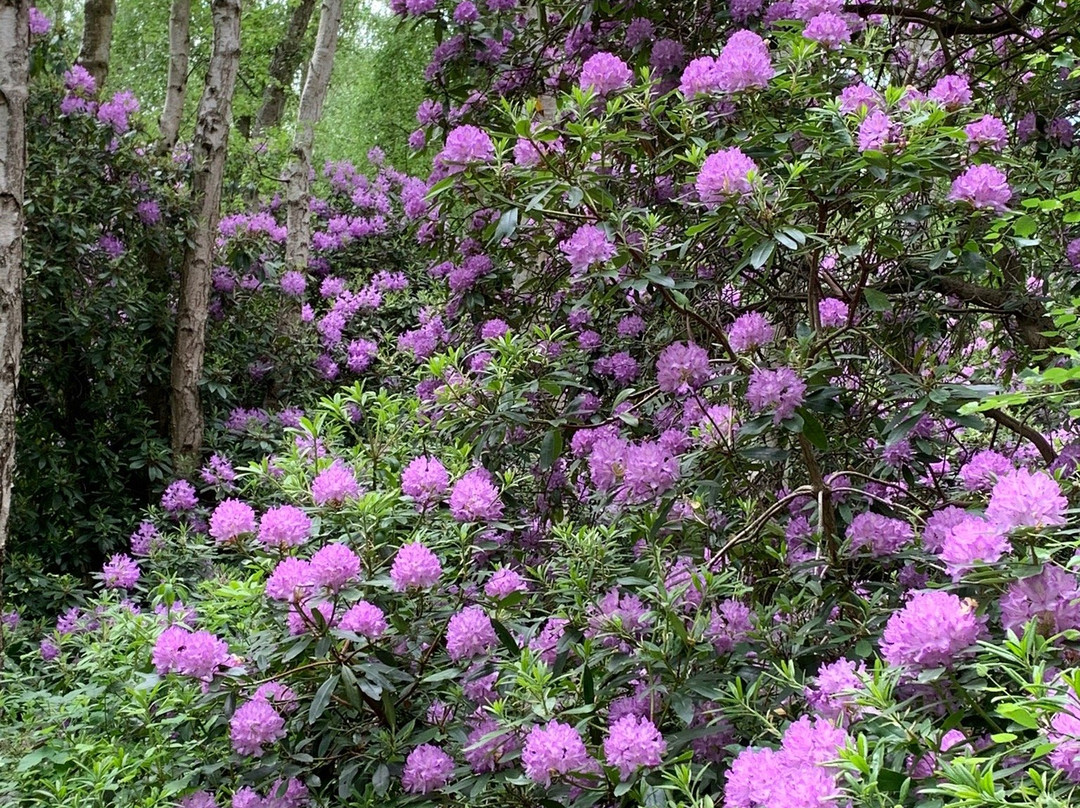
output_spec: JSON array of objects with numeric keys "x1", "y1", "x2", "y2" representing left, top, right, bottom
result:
[
  {"x1": 169, "y1": 0, "x2": 240, "y2": 474},
  {"x1": 158, "y1": 0, "x2": 191, "y2": 151},
  {"x1": 0, "y1": 0, "x2": 28, "y2": 642},
  {"x1": 77, "y1": 0, "x2": 115, "y2": 89},
  {"x1": 284, "y1": 0, "x2": 342, "y2": 275},
  {"x1": 253, "y1": 0, "x2": 317, "y2": 135}
]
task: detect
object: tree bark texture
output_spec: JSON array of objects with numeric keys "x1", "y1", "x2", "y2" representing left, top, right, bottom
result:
[
  {"x1": 169, "y1": 0, "x2": 240, "y2": 474},
  {"x1": 253, "y1": 0, "x2": 317, "y2": 134},
  {"x1": 0, "y1": 0, "x2": 28, "y2": 636},
  {"x1": 284, "y1": 0, "x2": 342, "y2": 274},
  {"x1": 77, "y1": 0, "x2": 115, "y2": 90},
  {"x1": 158, "y1": 0, "x2": 191, "y2": 151}
]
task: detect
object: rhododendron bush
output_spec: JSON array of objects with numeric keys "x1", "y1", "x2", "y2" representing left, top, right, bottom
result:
[{"x1": 4, "y1": 0, "x2": 1080, "y2": 807}]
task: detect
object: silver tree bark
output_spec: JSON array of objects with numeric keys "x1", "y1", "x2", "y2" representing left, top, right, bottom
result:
[
  {"x1": 158, "y1": 0, "x2": 191, "y2": 150},
  {"x1": 169, "y1": 0, "x2": 240, "y2": 473},
  {"x1": 77, "y1": 0, "x2": 115, "y2": 89},
  {"x1": 0, "y1": 0, "x2": 28, "y2": 639},
  {"x1": 253, "y1": 0, "x2": 317, "y2": 135},
  {"x1": 284, "y1": 0, "x2": 342, "y2": 274}
]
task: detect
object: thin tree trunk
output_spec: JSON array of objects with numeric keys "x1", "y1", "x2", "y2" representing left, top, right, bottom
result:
[
  {"x1": 169, "y1": 0, "x2": 240, "y2": 474},
  {"x1": 0, "y1": 0, "x2": 29, "y2": 647},
  {"x1": 253, "y1": 0, "x2": 317, "y2": 135},
  {"x1": 284, "y1": 0, "x2": 342, "y2": 275},
  {"x1": 77, "y1": 0, "x2": 114, "y2": 89},
  {"x1": 158, "y1": 0, "x2": 191, "y2": 151}
]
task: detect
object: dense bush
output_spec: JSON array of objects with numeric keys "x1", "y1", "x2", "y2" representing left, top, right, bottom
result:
[{"x1": 5, "y1": 1, "x2": 1080, "y2": 807}]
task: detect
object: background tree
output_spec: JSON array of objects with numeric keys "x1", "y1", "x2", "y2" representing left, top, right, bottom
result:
[
  {"x1": 253, "y1": 0, "x2": 317, "y2": 135},
  {"x1": 76, "y1": 0, "x2": 114, "y2": 88},
  {"x1": 284, "y1": 0, "x2": 343, "y2": 275},
  {"x1": 169, "y1": 0, "x2": 241, "y2": 472},
  {"x1": 0, "y1": 0, "x2": 28, "y2": 637},
  {"x1": 157, "y1": 0, "x2": 190, "y2": 150}
]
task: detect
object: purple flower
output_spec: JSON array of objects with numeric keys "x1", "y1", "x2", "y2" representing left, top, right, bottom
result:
[
  {"x1": 948, "y1": 164, "x2": 1012, "y2": 213},
  {"x1": 480, "y1": 318, "x2": 509, "y2": 340},
  {"x1": 656, "y1": 341, "x2": 711, "y2": 394},
  {"x1": 857, "y1": 110, "x2": 897, "y2": 152},
  {"x1": 818, "y1": 297, "x2": 848, "y2": 327},
  {"x1": 837, "y1": 83, "x2": 880, "y2": 114},
  {"x1": 746, "y1": 366, "x2": 806, "y2": 423},
  {"x1": 390, "y1": 542, "x2": 442, "y2": 590},
  {"x1": 438, "y1": 125, "x2": 494, "y2": 172},
  {"x1": 339, "y1": 601, "x2": 388, "y2": 638},
  {"x1": 253, "y1": 681, "x2": 298, "y2": 714},
  {"x1": 938, "y1": 516, "x2": 1010, "y2": 580},
  {"x1": 453, "y1": 0, "x2": 478, "y2": 23},
  {"x1": 847, "y1": 512, "x2": 914, "y2": 557},
  {"x1": 265, "y1": 557, "x2": 313, "y2": 602},
  {"x1": 922, "y1": 506, "x2": 968, "y2": 553},
  {"x1": 1049, "y1": 696, "x2": 1080, "y2": 782},
  {"x1": 162, "y1": 479, "x2": 198, "y2": 512},
  {"x1": 310, "y1": 543, "x2": 361, "y2": 591},
  {"x1": 804, "y1": 658, "x2": 866, "y2": 721},
  {"x1": 522, "y1": 721, "x2": 598, "y2": 786},
  {"x1": 446, "y1": 605, "x2": 496, "y2": 660},
  {"x1": 589, "y1": 436, "x2": 629, "y2": 491},
  {"x1": 621, "y1": 441, "x2": 680, "y2": 503},
  {"x1": 728, "y1": 312, "x2": 774, "y2": 353},
  {"x1": 697, "y1": 147, "x2": 759, "y2": 204},
  {"x1": 258, "y1": 505, "x2": 312, "y2": 548},
  {"x1": 485, "y1": 568, "x2": 529, "y2": 598},
  {"x1": 928, "y1": 74, "x2": 972, "y2": 110},
  {"x1": 40, "y1": 638, "x2": 60, "y2": 661},
  {"x1": 1067, "y1": 238, "x2": 1080, "y2": 269},
  {"x1": 985, "y1": 468, "x2": 1068, "y2": 530},
  {"x1": 278, "y1": 270, "x2": 307, "y2": 296},
  {"x1": 559, "y1": 224, "x2": 615, "y2": 274},
  {"x1": 579, "y1": 52, "x2": 633, "y2": 95},
  {"x1": 707, "y1": 600, "x2": 754, "y2": 653},
  {"x1": 880, "y1": 590, "x2": 986, "y2": 670},
  {"x1": 965, "y1": 114, "x2": 1008, "y2": 152},
  {"x1": 178, "y1": 791, "x2": 218, "y2": 808},
  {"x1": 29, "y1": 7, "x2": 51, "y2": 35},
  {"x1": 209, "y1": 498, "x2": 256, "y2": 544},
  {"x1": 650, "y1": 39, "x2": 686, "y2": 74},
  {"x1": 312, "y1": 460, "x2": 362, "y2": 506},
  {"x1": 402, "y1": 744, "x2": 454, "y2": 793},
  {"x1": 716, "y1": 30, "x2": 774, "y2": 92},
  {"x1": 958, "y1": 449, "x2": 1013, "y2": 491},
  {"x1": 401, "y1": 456, "x2": 450, "y2": 509},
  {"x1": 101, "y1": 553, "x2": 140, "y2": 589},
  {"x1": 230, "y1": 699, "x2": 286, "y2": 757},
  {"x1": 1000, "y1": 565, "x2": 1080, "y2": 636},
  {"x1": 96, "y1": 90, "x2": 139, "y2": 133},
  {"x1": 803, "y1": 12, "x2": 850, "y2": 48},
  {"x1": 64, "y1": 64, "x2": 96, "y2": 96},
  {"x1": 604, "y1": 715, "x2": 666, "y2": 779},
  {"x1": 449, "y1": 468, "x2": 503, "y2": 522},
  {"x1": 679, "y1": 56, "x2": 724, "y2": 97}
]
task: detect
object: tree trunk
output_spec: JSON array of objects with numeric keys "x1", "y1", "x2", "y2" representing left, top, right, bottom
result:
[
  {"x1": 169, "y1": 0, "x2": 240, "y2": 475},
  {"x1": 158, "y1": 0, "x2": 191, "y2": 151},
  {"x1": 253, "y1": 0, "x2": 317, "y2": 135},
  {"x1": 284, "y1": 0, "x2": 342, "y2": 275},
  {"x1": 77, "y1": 0, "x2": 115, "y2": 90},
  {"x1": 0, "y1": 0, "x2": 28, "y2": 646}
]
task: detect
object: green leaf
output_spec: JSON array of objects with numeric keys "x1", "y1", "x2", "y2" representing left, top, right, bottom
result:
[
  {"x1": 1013, "y1": 215, "x2": 1038, "y2": 237},
  {"x1": 491, "y1": 617, "x2": 520, "y2": 656},
  {"x1": 309, "y1": 673, "x2": 339, "y2": 724},
  {"x1": 863, "y1": 288, "x2": 892, "y2": 312},
  {"x1": 995, "y1": 703, "x2": 1039, "y2": 730},
  {"x1": 798, "y1": 409, "x2": 827, "y2": 450},
  {"x1": 749, "y1": 239, "x2": 776, "y2": 269}
]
